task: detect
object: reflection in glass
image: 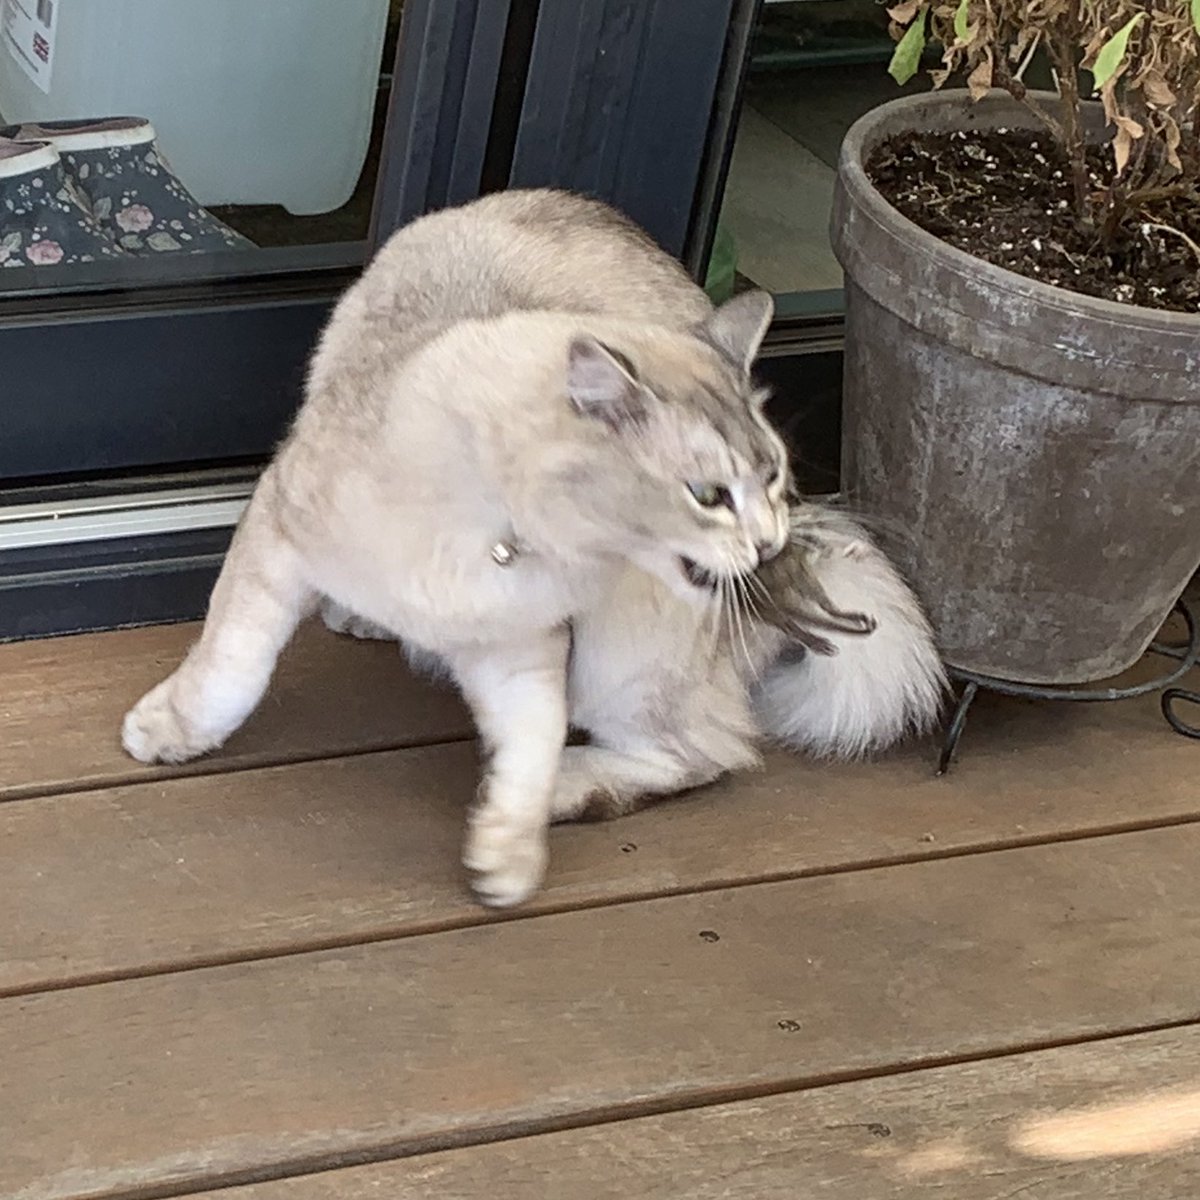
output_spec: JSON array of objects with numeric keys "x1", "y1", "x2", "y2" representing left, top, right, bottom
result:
[
  {"x1": 0, "y1": 0, "x2": 403, "y2": 295},
  {"x1": 714, "y1": 0, "x2": 926, "y2": 301}
]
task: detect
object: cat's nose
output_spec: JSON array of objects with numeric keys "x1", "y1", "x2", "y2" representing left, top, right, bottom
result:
[{"x1": 756, "y1": 536, "x2": 785, "y2": 564}]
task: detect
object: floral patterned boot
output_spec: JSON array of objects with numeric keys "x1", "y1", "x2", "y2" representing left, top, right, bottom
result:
[
  {"x1": 0, "y1": 117, "x2": 254, "y2": 254},
  {"x1": 0, "y1": 138, "x2": 125, "y2": 268}
]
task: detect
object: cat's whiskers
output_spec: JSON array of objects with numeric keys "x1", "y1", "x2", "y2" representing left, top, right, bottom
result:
[
  {"x1": 744, "y1": 568, "x2": 771, "y2": 608},
  {"x1": 717, "y1": 574, "x2": 734, "y2": 659},
  {"x1": 716, "y1": 553, "x2": 758, "y2": 678},
  {"x1": 730, "y1": 576, "x2": 753, "y2": 675},
  {"x1": 732, "y1": 571, "x2": 768, "y2": 679},
  {"x1": 699, "y1": 580, "x2": 725, "y2": 667},
  {"x1": 719, "y1": 574, "x2": 741, "y2": 670},
  {"x1": 737, "y1": 570, "x2": 766, "y2": 629}
]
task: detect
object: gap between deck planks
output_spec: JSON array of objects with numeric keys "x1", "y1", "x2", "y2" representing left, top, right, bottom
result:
[
  {"x1": 4, "y1": 669, "x2": 1199, "y2": 995},
  {"x1": 5, "y1": 825, "x2": 1200, "y2": 1200},
  {"x1": 176, "y1": 1025, "x2": 1200, "y2": 1200},
  {"x1": 0, "y1": 619, "x2": 472, "y2": 802}
]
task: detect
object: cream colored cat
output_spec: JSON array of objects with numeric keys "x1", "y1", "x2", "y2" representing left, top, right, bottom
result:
[{"x1": 122, "y1": 189, "x2": 944, "y2": 907}]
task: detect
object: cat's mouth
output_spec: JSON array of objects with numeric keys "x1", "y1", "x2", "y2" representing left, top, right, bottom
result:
[{"x1": 678, "y1": 556, "x2": 719, "y2": 591}]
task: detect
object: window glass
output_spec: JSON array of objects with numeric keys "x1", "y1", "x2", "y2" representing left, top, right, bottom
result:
[
  {"x1": 712, "y1": 0, "x2": 930, "y2": 309},
  {"x1": 0, "y1": 0, "x2": 403, "y2": 296}
]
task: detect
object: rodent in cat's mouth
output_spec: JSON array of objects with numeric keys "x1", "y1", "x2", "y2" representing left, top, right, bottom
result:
[{"x1": 679, "y1": 556, "x2": 719, "y2": 591}]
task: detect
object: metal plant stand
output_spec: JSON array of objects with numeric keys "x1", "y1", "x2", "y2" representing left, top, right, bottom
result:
[{"x1": 937, "y1": 599, "x2": 1200, "y2": 774}]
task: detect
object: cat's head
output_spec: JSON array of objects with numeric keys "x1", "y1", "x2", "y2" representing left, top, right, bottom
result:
[{"x1": 564, "y1": 290, "x2": 790, "y2": 601}]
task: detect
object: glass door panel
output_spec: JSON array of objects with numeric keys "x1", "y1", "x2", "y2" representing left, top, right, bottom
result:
[
  {"x1": 710, "y1": 0, "x2": 930, "y2": 314},
  {"x1": 0, "y1": 0, "x2": 516, "y2": 485},
  {"x1": 0, "y1": 0, "x2": 404, "y2": 297}
]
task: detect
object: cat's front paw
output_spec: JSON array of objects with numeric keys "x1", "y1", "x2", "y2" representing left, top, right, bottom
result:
[
  {"x1": 462, "y1": 816, "x2": 548, "y2": 908},
  {"x1": 121, "y1": 678, "x2": 220, "y2": 764}
]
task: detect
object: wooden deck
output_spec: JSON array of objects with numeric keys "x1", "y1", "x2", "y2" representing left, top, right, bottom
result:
[{"x1": 3, "y1": 617, "x2": 1199, "y2": 1199}]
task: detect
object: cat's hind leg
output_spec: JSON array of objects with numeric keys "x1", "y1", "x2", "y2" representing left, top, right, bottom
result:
[
  {"x1": 122, "y1": 482, "x2": 315, "y2": 763},
  {"x1": 559, "y1": 579, "x2": 762, "y2": 823},
  {"x1": 554, "y1": 667, "x2": 761, "y2": 823},
  {"x1": 549, "y1": 738, "x2": 743, "y2": 822}
]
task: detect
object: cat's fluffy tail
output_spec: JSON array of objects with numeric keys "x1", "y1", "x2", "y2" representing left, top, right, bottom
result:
[{"x1": 754, "y1": 510, "x2": 947, "y2": 759}]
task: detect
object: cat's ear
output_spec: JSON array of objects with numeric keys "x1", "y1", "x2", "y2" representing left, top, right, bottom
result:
[
  {"x1": 699, "y1": 290, "x2": 774, "y2": 372},
  {"x1": 567, "y1": 336, "x2": 646, "y2": 430}
]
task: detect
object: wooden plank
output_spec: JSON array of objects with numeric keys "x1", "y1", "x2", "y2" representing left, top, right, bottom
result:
[
  {"x1": 5, "y1": 605, "x2": 1189, "y2": 808},
  {"x1": 0, "y1": 619, "x2": 471, "y2": 801},
  {"x1": 3, "y1": 603, "x2": 1190, "y2": 807},
  {"x1": 194, "y1": 1026, "x2": 1200, "y2": 1199},
  {"x1": 5, "y1": 826, "x2": 1200, "y2": 1199},
  {"x1": 5, "y1": 680, "x2": 1199, "y2": 994}
]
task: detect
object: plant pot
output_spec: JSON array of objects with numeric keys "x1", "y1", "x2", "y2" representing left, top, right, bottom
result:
[{"x1": 831, "y1": 89, "x2": 1200, "y2": 685}]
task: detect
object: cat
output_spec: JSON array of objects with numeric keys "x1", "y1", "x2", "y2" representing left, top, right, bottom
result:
[{"x1": 122, "y1": 188, "x2": 945, "y2": 907}]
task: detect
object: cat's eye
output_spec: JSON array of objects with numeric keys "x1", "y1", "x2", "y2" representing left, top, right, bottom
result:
[{"x1": 686, "y1": 481, "x2": 733, "y2": 509}]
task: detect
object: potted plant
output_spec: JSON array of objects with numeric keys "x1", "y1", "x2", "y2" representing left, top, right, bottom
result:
[{"x1": 831, "y1": 0, "x2": 1200, "y2": 684}]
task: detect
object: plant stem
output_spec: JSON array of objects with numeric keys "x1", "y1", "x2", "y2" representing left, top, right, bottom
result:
[
  {"x1": 1014, "y1": 31, "x2": 1041, "y2": 82},
  {"x1": 993, "y1": 55, "x2": 1067, "y2": 146},
  {"x1": 1143, "y1": 222, "x2": 1200, "y2": 268},
  {"x1": 1047, "y1": 31, "x2": 1091, "y2": 226}
]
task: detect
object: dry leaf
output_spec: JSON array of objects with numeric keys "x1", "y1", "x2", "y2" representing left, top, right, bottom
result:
[
  {"x1": 967, "y1": 57, "x2": 994, "y2": 99},
  {"x1": 1114, "y1": 125, "x2": 1133, "y2": 174},
  {"x1": 1099, "y1": 79, "x2": 1120, "y2": 124},
  {"x1": 1010, "y1": 25, "x2": 1037, "y2": 63},
  {"x1": 1141, "y1": 70, "x2": 1176, "y2": 107},
  {"x1": 1164, "y1": 116, "x2": 1182, "y2": 171},
  {"x1": 887, "y1": 0, "x2": 922, "y2": 23},
  {"x1": 1111, "y1": 118, "x2": 1144, "y2": 176},
  {"x1": 1082, "y1": 28, "x2": 1108, "y2": 63},
  {"x1": 1115, "y1": 115, "x2": 1145, "y2": 140}
]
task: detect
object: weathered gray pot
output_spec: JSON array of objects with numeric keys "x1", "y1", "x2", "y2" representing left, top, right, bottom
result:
[{"x1": 832, "y1": 90, "x2": 1200, "y2": 685}]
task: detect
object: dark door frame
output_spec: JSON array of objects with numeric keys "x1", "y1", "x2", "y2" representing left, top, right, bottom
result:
[{"x1": 507, "y1": 0, "x2": 741, "y2": 261}]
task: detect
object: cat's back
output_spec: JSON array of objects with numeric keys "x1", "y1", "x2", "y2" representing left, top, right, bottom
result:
[
  {"x1": 295, "y1": 189, "x2": 713, "y2": 467},
  {"x1": 458, "y1": 190, "x2": 710, "y2": 325},
  {"x1": 325, "y1": 190, "x2": 711, "y2": 369}
]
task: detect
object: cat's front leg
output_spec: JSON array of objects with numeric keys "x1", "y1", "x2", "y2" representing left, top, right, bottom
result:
[{"x1": 449, "y1": 629, "x2": 569, "y2": 907}]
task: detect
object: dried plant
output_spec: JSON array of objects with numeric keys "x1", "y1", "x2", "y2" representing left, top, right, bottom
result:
[{"x1": 886, "y1": 0, "x2": 1200, "y2": 238}]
